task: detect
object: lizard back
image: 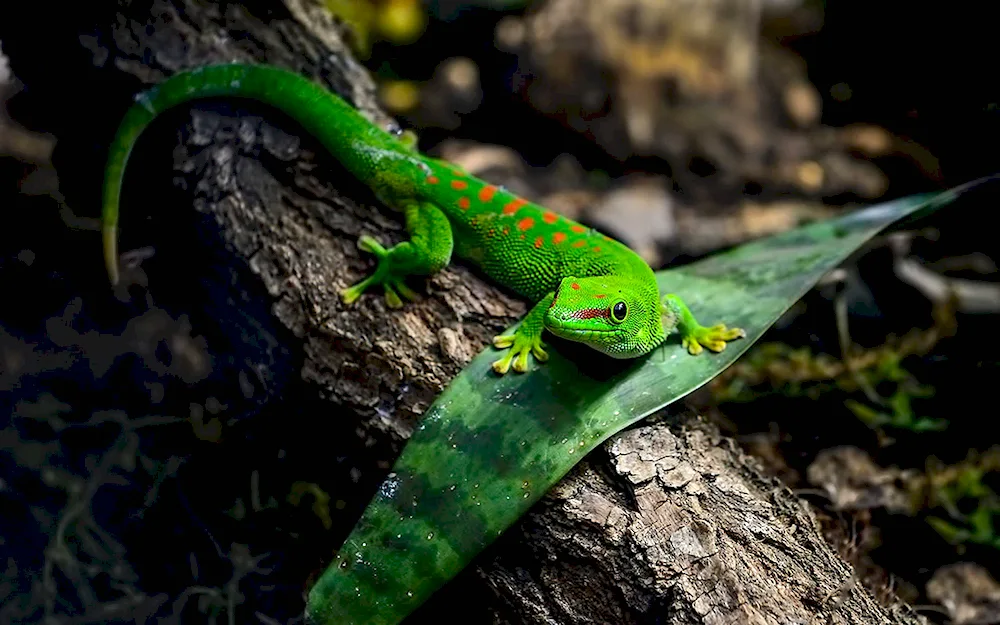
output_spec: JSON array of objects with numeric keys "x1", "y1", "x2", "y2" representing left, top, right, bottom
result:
[{"x1": 414, "y1": 158, "x2": 652, "y2": 303}]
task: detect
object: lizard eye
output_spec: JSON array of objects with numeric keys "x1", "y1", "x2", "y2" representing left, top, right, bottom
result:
[{"x1": 611, "y1": 301, "x2": 628, "y2": 323}]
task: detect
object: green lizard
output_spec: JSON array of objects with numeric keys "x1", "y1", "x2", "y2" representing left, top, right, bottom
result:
[{"x1": 101, "y1": 63, "x2": 744, "y2": 374}]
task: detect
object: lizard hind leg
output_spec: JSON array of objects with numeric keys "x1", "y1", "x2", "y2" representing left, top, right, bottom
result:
[{"x1": 339, "y1": 201, "x2": 453, "y2": 308}]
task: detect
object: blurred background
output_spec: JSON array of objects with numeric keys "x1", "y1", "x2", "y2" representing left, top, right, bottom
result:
[{"x1": 2, "y1": 0, "x2": 999, "y2": 623}]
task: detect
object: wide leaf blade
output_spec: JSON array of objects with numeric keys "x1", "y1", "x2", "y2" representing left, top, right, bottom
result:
[{"x1": 306, "y1": 179, "x2": 991, "y2": 625}]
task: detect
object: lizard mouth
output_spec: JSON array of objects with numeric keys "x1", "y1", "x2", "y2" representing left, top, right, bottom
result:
[{"x1": 545, "y1": 316, "x2": 615, "y2": 337}]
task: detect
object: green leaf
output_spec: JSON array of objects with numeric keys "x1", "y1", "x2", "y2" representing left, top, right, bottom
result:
[{"x1": 306, "y1": 178, "x2": 994, "y2": 625}]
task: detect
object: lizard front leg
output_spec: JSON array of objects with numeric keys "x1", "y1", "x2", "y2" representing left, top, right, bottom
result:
[
  {"x1": 661, "y1": 293, "x2": 745, "y2": 355},
  {"x1": 340, "y1": 200, "x2": 453, "y2": 308},
  {"x1": 491, "y1": 293, "x2": 553, "y2": 375}
]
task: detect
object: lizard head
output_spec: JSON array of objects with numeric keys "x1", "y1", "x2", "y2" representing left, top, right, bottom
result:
[{"x1": 544, "y1": 275, "x2": 666, "y2": 359}]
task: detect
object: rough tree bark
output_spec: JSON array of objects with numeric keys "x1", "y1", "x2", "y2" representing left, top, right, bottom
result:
[{"x1": 0, "y1": 0, "x2": 929, "y2": 623}]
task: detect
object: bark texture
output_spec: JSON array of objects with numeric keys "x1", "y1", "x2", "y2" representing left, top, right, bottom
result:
[
  {"x1": 471, "y1": 416, "x2": 928, "y2": 624},
  {"x1": 0, "y1": 1, "x2": 929, "y2": 623}
]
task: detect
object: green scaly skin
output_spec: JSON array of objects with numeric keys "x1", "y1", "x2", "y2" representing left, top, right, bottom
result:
[{"x1": 101, "y1": 64, "x2": 745, "y2": 377}]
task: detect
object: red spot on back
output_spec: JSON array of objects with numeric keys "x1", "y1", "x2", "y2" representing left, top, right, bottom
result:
[
  {"x1": 451, "y1": 180, "x2": 468, "y2": 190},
  {"x1": 503, "y1": 198, "x2": 528, "y2": 215},
  {"x1": 479, "y1": 185, "x2": 497, "y2": 202},
  {"x1": 552, "y1": 232, "x2": 567, "y2": 244},
  {"x1": 571, "y1": 282, "x2": 580, "y2": 290},
  {"x1": 458, "y1": 197, "x2": 471, "y2": 210},
  {"x1": 593, "y1": 246, "x2": 602, "y2": 253},
  {"x1": 519, "y1": 234, "x2": 526, "y2": 240},
  {"x1": 502, "y1": 226, "x2": 510, "y2": 235},
  {"x1": 517, "y1": 217, "x2": 535, "y2": 231},
  {"x1": 571, "y1": 225, "x2": 587, "y2": 234},
  {"x1": 542, "y1": 211, "x2": 558, "y2": 224},
  {"x1": 594, "y1": 294, "x2": 606, "y2": 299},
  {"x1": 534, "y1": 236, "x2": 544, "y2": 249},
  {"x1": 427, "y1": 176, "x2": 440, "y2": 185},
  {"x1": 572, "y1": 240, "x2": 586, "y2": 248}
]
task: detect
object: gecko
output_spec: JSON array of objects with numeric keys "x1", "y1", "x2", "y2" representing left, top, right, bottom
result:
[{"x1": 100, "y1": 63, "x2": 745, "y2": 374}]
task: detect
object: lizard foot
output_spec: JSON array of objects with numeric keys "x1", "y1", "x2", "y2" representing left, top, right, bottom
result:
[
  {"x1": 681, "y1": 323, "x2": 746, "y2": 356},
  {"x1": 491, "y1": 331, "x2": 548, "y2": 375},
  {"x1": 339, "y1": 236, "x2": 421, "y2": 308}
]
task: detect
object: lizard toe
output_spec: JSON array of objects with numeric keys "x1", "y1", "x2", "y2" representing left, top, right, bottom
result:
[
  {"x1": 512, "y1": 348, "x2": 531, "y2": 373},
  {"x1": 384, "y1": 284, "x2": 404, "y2": 309},
  {"x1": 682, "y1": 336, "x2": 703, "y2": 356},
  {"x1": 340, "y1": 286, "x2": 362, "y2": 305},
  {"x1": 491, "y1": 353, "x2": 514, "y2": 375},
  {"x1": 391, "y1": 279, "x2": 420, "y2": 302},
  {"x1": 492, "y1": 334, "x2": 516, "y2": 349},
  {"x1": 358, "y1": 235, "x2": 389, "y2": 258}
]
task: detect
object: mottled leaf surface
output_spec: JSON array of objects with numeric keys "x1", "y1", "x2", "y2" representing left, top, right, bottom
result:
[{"x1": 306, "y1": 181, "x2": 987, "y2": 625}]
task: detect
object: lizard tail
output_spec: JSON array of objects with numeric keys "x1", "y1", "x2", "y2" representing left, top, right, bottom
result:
[
  {"x1": 102, "y1": 91, "x2": 161, "y2": 285},
  {"x1": 100, "y1": 63, "x2": 378, "y2": 284}
]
